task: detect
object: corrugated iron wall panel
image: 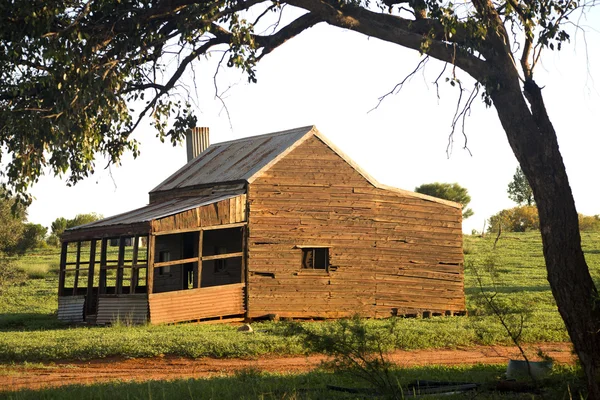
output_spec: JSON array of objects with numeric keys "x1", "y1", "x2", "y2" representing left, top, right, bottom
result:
[
  {"x1": 57, "y1": 296, "x2": 85, "y2": 322},
  {"x1": 96, "y1": 295, "x2": 149, "y2": 325},
  {"x1": 149, "y1": 283, "x2": 245, "y2": 324}
]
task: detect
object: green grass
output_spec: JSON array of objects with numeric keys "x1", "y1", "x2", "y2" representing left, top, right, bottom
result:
[
  {"x1": 9, "y1": 247, "x2": 61, "y2": 280},
  {"x1": 1, "y1": 232, "x2": 599, "y2": 362},
  {"x1": 0, "y1": 364, "x2": 588, "y2": 399}
]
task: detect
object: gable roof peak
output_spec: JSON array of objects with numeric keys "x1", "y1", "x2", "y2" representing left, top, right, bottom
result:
[{"x1": 149, "y1": 125, "x2": 460, "y2": 209}]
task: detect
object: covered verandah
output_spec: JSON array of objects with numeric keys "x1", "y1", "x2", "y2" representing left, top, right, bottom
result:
[{"x1": 58, "y1": 191, "x2": 248, "y2": 325}]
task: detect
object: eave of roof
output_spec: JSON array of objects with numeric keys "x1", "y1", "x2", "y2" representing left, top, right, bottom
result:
[{"x1": 62, "y1": 190, "x2": 245, "y2": 241}]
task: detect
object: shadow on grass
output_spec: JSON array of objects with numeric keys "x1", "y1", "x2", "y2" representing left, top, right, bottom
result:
[
  {"x1": 0, "y1": 313, "x2": 68, "y2": 331},
  {"x1": 2, "y1": 364, "x2": 587, "y2": 400}
]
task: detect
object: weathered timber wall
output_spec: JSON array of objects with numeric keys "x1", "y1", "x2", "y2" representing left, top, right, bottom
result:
[
  {"x1": 246, "y1": 136, "x2": 465, "y2": 319},
  {"x1": 57, "y1": 295, "x2": 85, "y2": 322},
  {"x1": 96, "y1": 294, "x2": 149, "y2": 325},
  {"x1": 152, "y1": 194, "x2": 246, "y2": 234},
  {"x1": 148, "y1": 283, "x2": 245, "y2": 324}
]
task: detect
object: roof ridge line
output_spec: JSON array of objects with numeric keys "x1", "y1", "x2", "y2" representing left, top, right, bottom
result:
[{"x1": 209, "y1": 125, "x2": 316, "y2": 147}]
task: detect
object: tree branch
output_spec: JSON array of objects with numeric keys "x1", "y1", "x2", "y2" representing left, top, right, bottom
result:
[
  {"x1": 126, "y1": 33, "x2": 229, "y2": 137},
  {"x1": 256, "y1": 12, "x2": 322, "y2": 60},
  {"x1": 285, "y1": 0, "x2": 489, "y2": 80}
]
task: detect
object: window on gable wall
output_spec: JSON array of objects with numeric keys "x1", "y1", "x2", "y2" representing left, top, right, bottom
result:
[{"x1": 301, "y1": 248, "x2": 329, "y2": 270}]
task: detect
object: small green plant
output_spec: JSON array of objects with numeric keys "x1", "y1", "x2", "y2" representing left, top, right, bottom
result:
[
  {"x1": 463, "y1": 243, "x2": 474, "y2": 254},
  {"x1": 297, "y1": 316, "x2": 404, "y2": 398},
  {"x1": 469, "y1": 256, "x2": 538, "y2": 382}
]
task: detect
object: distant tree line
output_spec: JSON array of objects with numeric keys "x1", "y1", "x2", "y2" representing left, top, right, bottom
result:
[
  {"x1": 46, "y1": 213, "x2": 102, "y2": 246},
  {"x1": 0, "y1": 190, "x2": 102, "y2": 254},
  {"x1": 487, "y1": 167, "x2": 600, "y2": 233},
  {"x1": 0, "y1": 191, "x2": 45, "y2": 256},
  {"x1": 414, "y1": 173, "x2": 600, "y2": 235}
]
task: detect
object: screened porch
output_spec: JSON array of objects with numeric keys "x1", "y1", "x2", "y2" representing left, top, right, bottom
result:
[{"x1": 57, "y1": 192, "x2": 247, "y2": 325}]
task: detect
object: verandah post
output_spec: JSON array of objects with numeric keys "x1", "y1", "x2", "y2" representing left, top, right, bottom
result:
[
  {"x1": 194, "y1": 230, "x2": 203, "y2": 289},
  {"x1": 99, "y1": 239, "x2": 107, "y2": 295},
  {"x1": 130, "y1": 235, "x2": 139, "y2": 294},
  {"x1": 242, "y1": 225, "x2": 248, "y2": 318},
  {"x1": 58, "y1": 241, "x2": 68, "y2": 297},
  {"x1": 86, "y1": 240, "x2": 97, "y2": 315},
  {"x1": 116, "y1": 236, "x2": 125, "y2": 294},
  {"x1": 147, "y1": 234, "x2": 155, "y2": 295},
  {"x1": 72, "y1": 241, "x2": 82, "y2": 296}
]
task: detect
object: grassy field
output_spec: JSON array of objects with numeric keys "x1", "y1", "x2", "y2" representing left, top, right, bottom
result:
[
  {"x1": 3, "y1": 231, "x2": 599, "y2": 362},
  {"x1": 1, "y1": 231, "x2": 598, "y2": 398}
]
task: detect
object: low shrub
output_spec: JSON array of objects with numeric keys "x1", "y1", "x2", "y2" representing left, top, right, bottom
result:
[
  {"x1": 579, "y1": 214, "x2": 600, "y2": 232},
  {"x1": 488, "y1": 206, "x2": 539, "y2": 233}
]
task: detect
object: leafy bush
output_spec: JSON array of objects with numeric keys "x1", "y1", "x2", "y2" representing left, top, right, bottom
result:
[
  {"x1": 489, "y1": 207, "x2": 600, "y2": 233},
  {"x1": 488, "y1": 206, "x2": 539, "y2": 233},
  {"x1": 13, "y1": 223, "x2": 48, "y2": 254},
  {"x1": 578, "y1": 214, "x2": 600, "y2": 232},
  {"x1": 45, "y1": 234, "x2": 60, "y2": 247}
]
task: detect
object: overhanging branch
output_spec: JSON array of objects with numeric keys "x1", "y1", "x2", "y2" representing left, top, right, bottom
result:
[{"x1": 284, "y1": 0, "x2": 489, "y2": 81}]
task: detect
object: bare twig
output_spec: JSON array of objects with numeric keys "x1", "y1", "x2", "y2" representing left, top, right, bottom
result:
[
  {"x1": 472, "y1": 261, "x2": 535, "y2": 382},
  {"x1": 447, "y1": 81, "x2": 478, "y2": 157},
  {"x1": 369, "y1": 56, "x2": 430, "y2": 112},
  {"x1": 433, "y1": 63, "x2": 448, "y2": 100},
  {"x1": 213, "y1": 50, "x2": 234, "y2": 129}
]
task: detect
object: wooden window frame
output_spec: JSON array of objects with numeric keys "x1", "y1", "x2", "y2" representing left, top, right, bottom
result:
[{"x1": 300, "y1": 247, "x2": 330, "y2": 271}]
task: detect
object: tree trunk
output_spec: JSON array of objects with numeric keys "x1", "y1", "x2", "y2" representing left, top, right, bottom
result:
[{"x1": 491, "y1": 72, "x2": 600, "y2": 398}]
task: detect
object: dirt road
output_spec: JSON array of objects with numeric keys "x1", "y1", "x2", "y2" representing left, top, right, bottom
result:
[{"x1": 0, "y1": 342, "x2": 575, "y2": 392}]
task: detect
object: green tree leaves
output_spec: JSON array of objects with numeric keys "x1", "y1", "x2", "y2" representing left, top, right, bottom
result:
[
  {"x1": 507, "y1": 167, "x2": 535, "y2": 206},
  {"x1": 414, "y1": 182, "x2": 474, "y2": 219},
  {"x1": 50, "y1": 213, "x2": 102, "y2": 237}
]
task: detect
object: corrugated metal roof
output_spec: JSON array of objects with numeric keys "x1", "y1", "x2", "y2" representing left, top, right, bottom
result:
[
  {"x1": 150, "y1": 125, "x2": 315, "y2": 193},
  {"x1": 66, "y1": 191, "x2": 244, "y2": 232},
  {"x1": 63, "y1": 124, "x2": 459, "y2": 242},
  {"x1": 149, "y1": 124, "x2": 460, "y2": 209}
]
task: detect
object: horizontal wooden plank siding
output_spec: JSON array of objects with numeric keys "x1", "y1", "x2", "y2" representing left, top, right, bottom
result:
[
  {"x1": 57, "y1": 296, "x2": 85, "y2": 322},
  {"x1": 148, "y1": 283, "x2": 245, "y2": 324},
  {"x1": 96, "y1": 294, "x2": 149, "y2": 325},
  {"x1": 247, "y1": 135, "x2": 465, "y2": 319},
  {"x1": 152, "y1": 194, "x2": 246, "y2": 234}
]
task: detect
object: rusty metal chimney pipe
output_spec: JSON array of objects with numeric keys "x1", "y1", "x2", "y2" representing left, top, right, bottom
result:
[{"x1": 186, "y1": 127, "x2": 210, "y2": 162}]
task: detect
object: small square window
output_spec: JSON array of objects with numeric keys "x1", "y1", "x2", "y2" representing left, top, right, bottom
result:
[{"x1": 301, "y1": 248, "x2": 329, "y2": 270}]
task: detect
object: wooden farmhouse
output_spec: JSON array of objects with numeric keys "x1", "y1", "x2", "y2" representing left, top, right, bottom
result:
[{"x1": 58, "y1": 126, "x2": 466, "y2": 325}]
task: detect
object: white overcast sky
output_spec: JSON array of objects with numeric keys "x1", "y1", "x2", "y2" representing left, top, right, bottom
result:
[{"x1": 27, "y1": 5, "x2": 600, "y2": 234}]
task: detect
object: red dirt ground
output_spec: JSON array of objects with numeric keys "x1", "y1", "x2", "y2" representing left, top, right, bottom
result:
[{"x1": 0, "y1": 342, "x2": 575, "y2": 392}]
